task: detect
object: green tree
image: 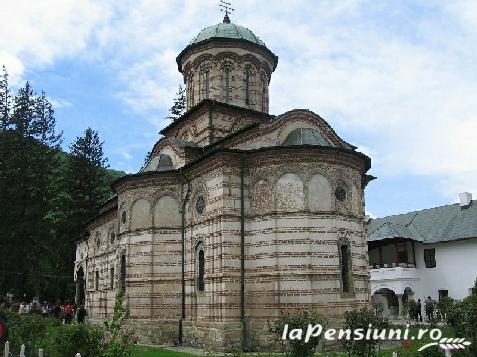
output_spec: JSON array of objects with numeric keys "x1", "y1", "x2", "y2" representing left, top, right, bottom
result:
[
  {"x1": 0, "y1": 65, "x2": 12, "y2": 130},
  {"x1": 53, "y1": 128, "x2": 109, "y2": 294},
  {"x1": 166, "y1": 85, "x2": 186, "y2": 121},
  {"x1": 0, "y1": 79, "x2": 62, "y2": 299}
]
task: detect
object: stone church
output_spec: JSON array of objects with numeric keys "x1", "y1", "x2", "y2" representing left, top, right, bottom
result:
[{"x1": 75, "y1": 13, "x2": 373, "y2": 351}]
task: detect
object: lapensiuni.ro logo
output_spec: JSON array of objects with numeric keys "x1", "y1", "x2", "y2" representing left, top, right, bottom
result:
[{"x1": 281, "y1": 324, "x2": 471, "y2": 352}]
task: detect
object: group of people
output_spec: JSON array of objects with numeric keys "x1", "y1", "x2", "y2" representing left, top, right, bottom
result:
[
  {"x1": 0, "y1": 300, "x2": 87, "y2": 324},
  {"x1": 409, "y1": 296, "x2": 436, "y2": 323}
]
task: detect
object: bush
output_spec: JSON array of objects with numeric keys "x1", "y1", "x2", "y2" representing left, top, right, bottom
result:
[
  {"x1": 99, "y1": 292, "x2": 138, "y2": 357},
  {"x1": 446, "y1": 279, "x2": 477, "y2": 356},
  {"x1": 0, "y1": 308, "x2": 56, "y2": 355},
  {"x1": 52, "y1": 323, "x2": 104, "y2": 357},
  {"x1": 268, "y1": 309, "x2": 325, "y2": 357},
  {"x1": 341, "y1": 308, "x2": 389, "y2": 357}
]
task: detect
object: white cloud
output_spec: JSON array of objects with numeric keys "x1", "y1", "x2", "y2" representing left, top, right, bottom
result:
[
  {"x1": 120, "y1": 151, "x2": 133, "y2": 161},
  {"x1": 0, "y1": 1, "x2": 110, "y2": 78},
  {"x1": 1, "y1": 0, "x2": 476, "y2": 201},
  {"x1": 48, "y1": 97, "x2": 72, "y2": 109}
]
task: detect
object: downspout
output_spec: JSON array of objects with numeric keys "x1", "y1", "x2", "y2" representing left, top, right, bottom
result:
[
  {"x1": 240, "y1": 153, "x2": 247, "y2": 351},
  {"x1": 179, "y1": 170, "x2": 191, "y2": 345}
]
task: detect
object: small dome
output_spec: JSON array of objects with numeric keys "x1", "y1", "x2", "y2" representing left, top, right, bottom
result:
[{"x1": 189, "y1": 21, "x2": 266, "y2": 47}]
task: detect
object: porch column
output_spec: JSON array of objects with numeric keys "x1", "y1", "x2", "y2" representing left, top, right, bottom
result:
[{"x1": 397, "y1": 294, "x2": 404, "y2": 316}]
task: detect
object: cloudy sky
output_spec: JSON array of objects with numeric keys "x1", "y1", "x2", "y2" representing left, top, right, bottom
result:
[{"x1": 2, "y1": 0, "x2": 476, "y2": 218}]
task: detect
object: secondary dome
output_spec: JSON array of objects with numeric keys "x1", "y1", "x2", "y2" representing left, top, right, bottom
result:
[{"x1": 189, "y1": 21, "x2": 266, "y2": 48}]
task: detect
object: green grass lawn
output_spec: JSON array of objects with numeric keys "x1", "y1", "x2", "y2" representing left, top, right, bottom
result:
[
  {"x1": 130, "y1": 325, "x2": 459, "y2": 357},
  {"x1": 132, "y1": 346, "x2": 208, "y2": 357}
]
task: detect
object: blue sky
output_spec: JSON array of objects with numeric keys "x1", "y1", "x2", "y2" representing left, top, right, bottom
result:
[{"x1": 2, "y1": 0, "x2": 476, "y2": 218}]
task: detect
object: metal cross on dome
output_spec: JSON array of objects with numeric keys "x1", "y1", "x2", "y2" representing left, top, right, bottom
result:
[{"x1": 220, "y1": 0, "x2": 234, "y2": 23}]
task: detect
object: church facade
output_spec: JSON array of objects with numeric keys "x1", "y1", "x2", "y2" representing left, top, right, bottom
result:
[{"x1": 74, "y1": 15, "x2": 373, "y2": 351}]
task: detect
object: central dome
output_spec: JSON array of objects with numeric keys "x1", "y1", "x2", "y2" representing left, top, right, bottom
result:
[{"x1": 189, "y1": 21, "x2": 267, "y2": 47}]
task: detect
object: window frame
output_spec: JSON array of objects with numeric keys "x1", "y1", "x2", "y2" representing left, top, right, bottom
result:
[{"x1": 424, "y1": 248, "x2": 436, "y2": 268}]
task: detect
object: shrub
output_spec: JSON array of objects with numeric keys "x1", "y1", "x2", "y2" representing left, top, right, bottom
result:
[
  {"x1": 99, "y1": 292, "x2": 138, "y2": 357},
  {"x1": 341, "y1": 308, "x2": 389, "y2": 357},
  {"x1": 268, "y1": 309, "x2": 324, "y2": 357},
  {"x1": 0, "y1": 308, "x2": 55, "y2": 355},
  {"x1": 446, "y1": 279, "x2": 477, "y2": 356},
  {"x1": 51, "y1": 323, "x2": 104, "y2": 357}
]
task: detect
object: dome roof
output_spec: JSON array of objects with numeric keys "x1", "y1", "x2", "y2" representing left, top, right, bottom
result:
[{"x1": 189, "y1": 21, "x2": 266, "y2": 47}]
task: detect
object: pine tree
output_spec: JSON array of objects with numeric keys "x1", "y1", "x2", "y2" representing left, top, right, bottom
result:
[
  {"x1": 0, "y1": 82, "x2": 63, "y2": 298},
  {"x1": 0, "y1": 66, "x2": 12, "y2": 131},
  {"x1": 166, "y1": 85, "x2": 186, "y2": 121},
  {"x1": 62, "y1": 128, "x2": 109, "y2": 239}
]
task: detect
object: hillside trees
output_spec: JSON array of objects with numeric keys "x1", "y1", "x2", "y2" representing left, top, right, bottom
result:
[
  {"x1": 0, "y1": 67, "x2": 121, "y2": 301},
  {"x1": 0, "y1": 77, "x2": 62, "y2": 299}
]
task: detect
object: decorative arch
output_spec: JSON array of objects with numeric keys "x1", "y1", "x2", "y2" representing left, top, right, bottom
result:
[
  {"x1": 153, "y1": 195, "x2": 181, "y2": 228},
  {"x1": 275, "y1": 172, "x2": 304, "y2": 211},
  {"x1": 282, "y1": 128, "x2": 331, "y2": 146},
  {"x1": 130, "y1": 198, "x2": 152, "y2": 230},
  {"x1": 308, "y1": 173, "x2": 333, "y2": 211}
]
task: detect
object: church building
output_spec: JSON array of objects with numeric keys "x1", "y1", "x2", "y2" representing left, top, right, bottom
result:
[{"x1": 74, "y1": 13, "x2": 373, "y2": 351}]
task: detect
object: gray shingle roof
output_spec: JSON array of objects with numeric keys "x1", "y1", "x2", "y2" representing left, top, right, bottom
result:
[{"x1": 367, "y1": 201, "x2": 477, "y2": 244}]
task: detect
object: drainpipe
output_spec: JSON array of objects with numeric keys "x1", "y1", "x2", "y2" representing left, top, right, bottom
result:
[
  {"x1": 179, "y1": 171, "x2": 191, "y2": 345},
  {"x1": 240, "y1": 153, "x2": 247, "y2": 351}
]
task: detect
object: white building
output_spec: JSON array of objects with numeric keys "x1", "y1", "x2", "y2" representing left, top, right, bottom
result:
[{"x1": 367, "y1": 193, "x2": 477, "y2": 317}]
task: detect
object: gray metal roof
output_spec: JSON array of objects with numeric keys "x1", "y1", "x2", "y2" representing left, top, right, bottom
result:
[
  {"x1": 367, "y1": 201, "x2": 477, "y2": 244},
  {"x1": 190, "y1": 22, "x2": 266, "y2": 47}
]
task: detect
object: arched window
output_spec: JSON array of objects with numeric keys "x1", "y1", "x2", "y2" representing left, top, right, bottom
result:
[
  {"x1": 196, "y1": 242, "x2": 205, "y2": 292},
  {"x1": 157, "y1": 154, "x2": 174, "y2": 169},
  {"x1": 120, "y1": 253, "x2": 126, "y2": 292},
  {"x1": 339, "y1": 238, "x2": 352, "y2": 293},
  {"x1": 282, "y1": 128, "x2": 331, "y2": 146}
]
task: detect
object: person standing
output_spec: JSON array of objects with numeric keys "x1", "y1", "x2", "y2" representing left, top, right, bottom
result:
[
  {"x1": 417, "y1": 299, "x2": 423, "y2": 322},
  {"x1": 64, "y1": 302, "x2": 73, "y2": 324},
  {"x1": 425, "y1": 296, "x2": 434, "y2": 321},
  {"x1": 76, "y1": 305, "x2": 87, "y2": 324}
]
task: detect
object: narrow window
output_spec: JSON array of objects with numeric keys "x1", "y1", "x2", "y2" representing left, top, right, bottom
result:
[
  {"x1": 225, "y1": 68, "x2": 231, "y2": 103},
  {"x1": 205, "y1": 70, "x2": 209, "y2": 99},
  {"x1": 95, "y1": 271, "x2": 99, "y2": 291},
  {"x1": 339, "y1": 238, "x2": 352, "y2": 293},
  {"x1": 198, "y1": 250, "x2": 205, "y2": 291},
  {"x1": 110, "y1": 229, "x2": 115, "y2": 244},
  {"x1": 121, "y1": 211, "x2": 127, "y2": 224},
  {"x1": 120, "y1": 254, "x2": 127, "y2": 292},
  {"x1": 110, "y1": 267, "x2": 114, "y2": 290},
  {"x1": 341, "y1": 245, "x2": 350, "y2": 292},
  {"x1": 245, "y1": 70, "x2": 250, "y2": 105},
  {"x1": 198, "y1": 71, "x2": 202, "y2": 101},
  {"x1": 190, "y1": 76, "x2": 194, "y2": 106},
  {"x1": 424, "y1": 248, "x2": 436, "y2": 268}
]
